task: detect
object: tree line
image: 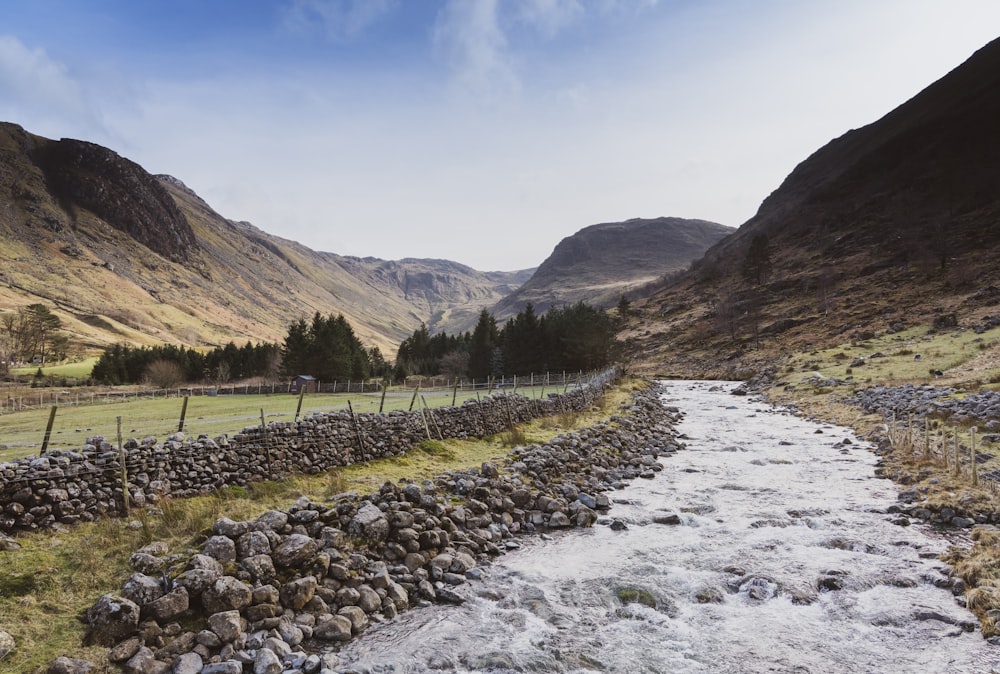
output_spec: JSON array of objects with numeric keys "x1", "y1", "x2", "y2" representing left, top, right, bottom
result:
[
  {"x1": 394, "y1": 302, "x2": 620, "y2": 381},
  {"x1": 89, "y1": 302, "x2": 618, "y2": 388},
  {"x1": 91, "y1": 341, "x2": 282, "y2": 387}
]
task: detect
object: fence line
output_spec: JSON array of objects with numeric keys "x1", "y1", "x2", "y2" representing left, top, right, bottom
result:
[
  {"x1": 0, "y1": 367, "x2": 621, "y2": 533},
  {"x1": 0, "y1": 370, "x2": 591, "y2": 414}
]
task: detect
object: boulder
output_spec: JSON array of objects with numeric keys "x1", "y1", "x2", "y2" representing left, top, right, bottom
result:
[
  {"x1": 348, "y1": 502, "x2": 389, "y2": 543},
  {"x1": 86, "y1": 594, "x2": 140, "y2": 646},
  {"x1": 201, "y1": 576, "x2": 252, "y2": 613},
  {"x1": 280, "y1": 576, "x2": 318, "y2": 611},
  {"x1": 208, "y1": 610, "x2": 244, "y2": 643},
  {"x1": 123, "y1": 647, "x2": 170, "y2": 674},
  {"x1": 313, "y1": 614, "x2": 353, "y2": 641},
  {"x1": 47, "y1": 657, "x2": 94, "y2": 674},
  {"x1": 144, "y1": 586, "x2": 189, "y2": 622},
  {"x1": 273, "y1": 533, "x2": 318, "y2": 568}
]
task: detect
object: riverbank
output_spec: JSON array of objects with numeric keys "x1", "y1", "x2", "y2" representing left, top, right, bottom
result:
[{"x1": 1, "y1": 379, "x2": 681, "y2": 673}]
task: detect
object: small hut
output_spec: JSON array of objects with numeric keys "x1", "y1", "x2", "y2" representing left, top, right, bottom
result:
[{"x1": 290, "y1": 375, "x2": 317, "y2": 394}]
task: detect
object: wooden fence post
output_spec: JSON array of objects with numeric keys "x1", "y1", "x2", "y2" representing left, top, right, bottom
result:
[
  {"x1": 379, "y1": 379, "x2": 388, "y2": 414},
  {"x1": 178, "y1": 396, "x2": 189, "y2": 433},
  {"x1": 421, "y1": 396, "x2": 444, "y2": 440},
  {"x1": 117, "y1": 415, "x2": 129, "y2": 516},
  {"x1": 953, "y1": 427, "x2": 961, "y2": 477},
  {"x1": 260, "y1": 409, "x2": 272, "y2": 475},
  {"x1": 40, "y1": 405, "x2": 58, "y2": 454},
  {"x1": 971, "y1": 427, "x2": 979, "y2": 486},
  {"x1": 409, "y1": 383, "x2": 420, "y2": 411},
  {"x1": 294, "y1": 387, "x2": 306, "y2": 422},
  {"x1": 347, "y1": 400, "x2": 366, "y2": 455}
]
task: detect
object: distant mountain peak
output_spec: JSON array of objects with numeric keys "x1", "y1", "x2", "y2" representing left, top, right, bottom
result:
[{"x1": 492, "y1": 216, "x2": 733, "y2": 319}]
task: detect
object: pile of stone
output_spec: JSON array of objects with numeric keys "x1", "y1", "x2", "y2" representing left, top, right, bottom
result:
[
  {"x1": 849, "y1": 384, "x2": 1000, "y2": 429},
  {"x1": 79, "y1": 384, "x2": 680, "y2": 674},
  {"x1": 0, "y1": 369, "x2": 618, "y2": 535}
]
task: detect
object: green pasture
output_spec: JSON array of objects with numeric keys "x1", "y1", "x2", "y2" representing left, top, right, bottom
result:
[
  {"x1": 0, "y1": 384, "x2": 565, "y2": 461},
  {"x1": 781, "y1": 323, "x2": 1000, "y2": 391},
  {"x1": 9, "y1": 356, "x2": 99, "y2": 380}
]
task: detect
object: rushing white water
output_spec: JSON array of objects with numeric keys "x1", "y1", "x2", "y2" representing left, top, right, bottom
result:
[{"x1": 332, "y1": 380, "x2": 1000, "y2": 674}]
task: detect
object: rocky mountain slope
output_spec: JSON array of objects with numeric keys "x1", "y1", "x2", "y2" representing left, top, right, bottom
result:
[
  {"x1": 622, "y1": 36, "x2": 1000, "y2": 378},
  {"x1": 490, "y1": 217, "x2": 733, "y2": 323},
  {"x1": 0, "y1": 122, "x2": 531, "y2": 356}
]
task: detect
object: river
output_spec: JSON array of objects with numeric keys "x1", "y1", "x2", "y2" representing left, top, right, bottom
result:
[{"x1": 331, "y1": 380, "x2": 1000, "y2": 673}]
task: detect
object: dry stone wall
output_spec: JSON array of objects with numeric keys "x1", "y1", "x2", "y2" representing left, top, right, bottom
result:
[{"x1": 0, "y1": 369, "x2": 619, "y2": 534}]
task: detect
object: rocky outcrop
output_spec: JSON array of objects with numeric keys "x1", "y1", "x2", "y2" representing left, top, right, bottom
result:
[
  {"x1": 33, "y1": 137, "x2": 197, "y2": 262},
  {"x1": 79, "y1": 381, "x2": 681, "y2": 673}
]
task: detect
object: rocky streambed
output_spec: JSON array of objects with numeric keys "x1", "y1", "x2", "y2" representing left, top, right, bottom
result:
[{"x1": 63, "y1": 383, "x2": 681, "y2": 674}]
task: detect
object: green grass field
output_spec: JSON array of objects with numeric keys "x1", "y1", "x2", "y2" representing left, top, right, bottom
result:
[
  {"x1": 9, "y1": 356, "x2": 99, "y2": 380},
  {"x1": 0, "y1": 384, "x2": 569, "y2": 461}
]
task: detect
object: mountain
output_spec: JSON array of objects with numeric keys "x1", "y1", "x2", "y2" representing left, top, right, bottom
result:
[
  {"x1": 0, "y1": 122, "x2": 532, "y2": 357},
  {"x1": 490, "y1": 217, "x2": 733, "y2": 323},
  {"x1": 622, "y1": 36, "x2": 1000, "y2": 377}
]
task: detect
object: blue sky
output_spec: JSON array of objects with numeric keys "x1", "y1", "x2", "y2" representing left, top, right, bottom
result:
[{"x1": 2, "y1": 1, "x2": 999, "y2": 271}]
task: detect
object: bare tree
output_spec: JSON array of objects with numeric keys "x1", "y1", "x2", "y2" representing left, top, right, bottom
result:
[
  {"x1": 713, "y1": 292, "x2": 739, "y2": 342},
  {"x1": 144, "y1": 359, "x2": 185, "y2": 389}
]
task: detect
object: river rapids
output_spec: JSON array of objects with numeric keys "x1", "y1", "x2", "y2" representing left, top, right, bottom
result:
[{"x1": 331, "y1": 380, "x2": 1000, "y2": 674}]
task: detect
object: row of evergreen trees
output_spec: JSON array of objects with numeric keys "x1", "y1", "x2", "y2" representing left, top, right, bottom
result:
[
  {"x1": 91, "y1": 303, "x2": 618, "y2": 387},
  {"x1": 280, "y1": 313, "x2": 390, "y2": 383},
  {"x1": 395, "y1": 302, "x2": 619, "y2": 380},
  {"x1": 91, "y1": 341, "x2": 281, "y2": 386}
]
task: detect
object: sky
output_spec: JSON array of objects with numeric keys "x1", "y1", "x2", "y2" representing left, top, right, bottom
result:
[{"x1": 1, "y1": 1, "x2": 998, "y2": 271}]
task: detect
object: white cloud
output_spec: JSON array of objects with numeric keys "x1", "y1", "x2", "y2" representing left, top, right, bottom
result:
[
  {"x1": 281, "y1": 0, "x2": 397, "y2": 40},
  {"x1": 0, "y1": 35, "x2": 103, "y2": 135},
  {"x1": 515, "y1": 0, "x2": 584, "y2": 37},
  {"x1": 433, "y1": 0, "x2": 520, "y2": 100}
]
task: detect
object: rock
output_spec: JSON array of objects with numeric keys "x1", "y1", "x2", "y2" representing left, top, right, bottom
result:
[
  {"x1": 0, "y1": 630, "x2": 14, "y2": 659},
  {"x1": 281, "y1": 576, "x2": 318, "y2": 611},
  {"x1": 547, "y1": 511, "x2": 571, "y2": 527},
  {"x1": 0, "y1": 532, "x2": 21, "y2": 551},
  {"x1": 241, "y1": 554, "x2": 277, "y2": 582},
  {"x1": 123, "y1": 573, "x2": 166, "y2": 606},
  {"x1": 652, "y1": 513, "x2": 682, "y2": 525},
  {"x1": 123, "y1": 647, "x2": 170, "y2": 674},
  {"x1": 356, "y1": 585, "x2": 382, "y2": 613},
  {"x1": 86, "y1": 594, "x2": 141, "y2": 646},
  {"x1": 208, "y1": 610, "x2": 244, "y2": 643},
  {"x1": 201, "y1": 663, "x2": 243, "y2": 674},
  {"x1": 202, "y1": 576, "x2": 252, "y2": 613},
  {"x1": 108, "y1": 636, "x2": 143, "y2": 663},
  {"x1": 47, "y1": 657, "x2": 94, "y2": 674},
  {"x1": 313, "y1": 614, "x2": 353, "y2": 641},
  {"x1": 273, "y1": 534, "x2": 318, "y2": 568},
  {"x1": 253, "y1": 648, "x2": 282, "y2": 674},
  {"x1": 203, "y1": 535, "x2": 237, "y2": 562},
  {"x1": 349, "y1": 502, "x2": 389, "y2": 543},
  {"x1": 144, "y1": 586, "x2": 189, "y2": 622},
  {"x1": 171, "y1": 653, "x2": 203, "y2": 674},
  {"x1": 338, "y1": 605, "x2": 369, "y2": 633}
]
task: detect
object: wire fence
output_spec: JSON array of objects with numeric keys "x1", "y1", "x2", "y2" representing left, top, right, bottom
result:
[
  {"x1": 0, "y1": 370, "x2": 597, "y2": 460},
  {"x1": 884, "y1": 413, "x2": 1000, "y2": 497}
]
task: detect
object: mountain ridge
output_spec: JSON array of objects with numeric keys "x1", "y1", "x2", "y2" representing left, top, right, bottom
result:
[
  {"x1": 622, "y1": 36, "x2": 1000, "y2": 377},
  {"x1": 0, "y1": 121, "x2": 533, "y2": 356},
  {"x1": 491, "y1": 216, "x2": 733, "y2": 323}
]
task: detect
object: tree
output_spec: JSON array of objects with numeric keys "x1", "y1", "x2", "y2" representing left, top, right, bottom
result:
[
  {"x1": 144, "y1": 359, "x2": 185, "y2": 388},
  {"x1": 712, "y1": 292, "x2": 739, "y2": 342},
  {"x1": 617, "y1": 295, "x2": 632, "y2": 318},
  {"x1": 468, "y1": 310, "x2": 499, "y2": 379},
  {"x1": 741, "y1": 234, "x2": 773, "y2": 286}
]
